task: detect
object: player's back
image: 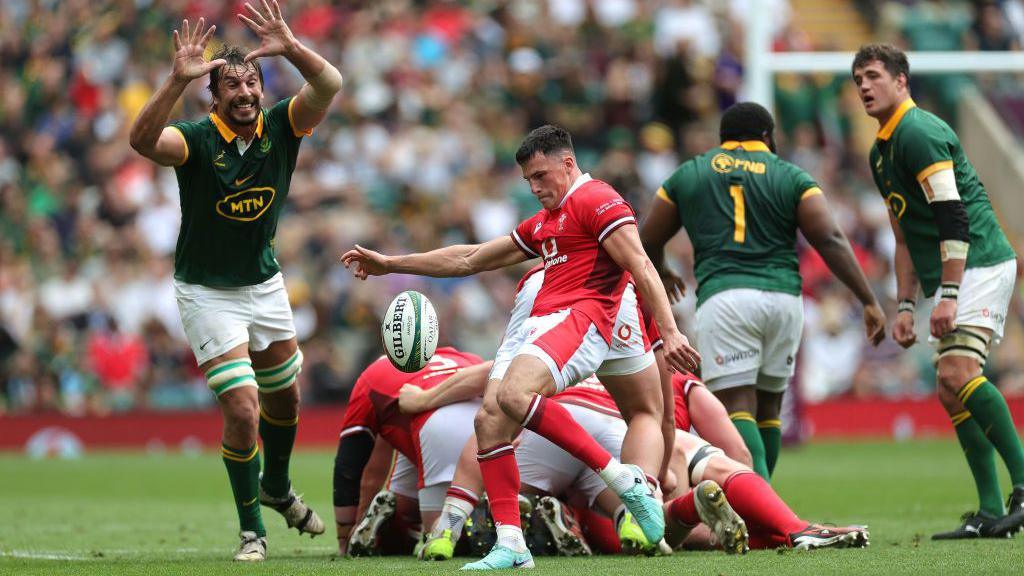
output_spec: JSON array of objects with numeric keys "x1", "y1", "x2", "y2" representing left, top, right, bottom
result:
[
  {"x1": 340, "y1": 347, "x2": 483, "y2": 459},
  {"x1": 660, "y1": 141, "x2": 820, "y2": 307}
]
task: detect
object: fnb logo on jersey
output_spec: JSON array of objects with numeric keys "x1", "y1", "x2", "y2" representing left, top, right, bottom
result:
[
  {"x1": 711, "y1": 153, "x2": 765, "y2": 175},
  {"x1": 541, "y1": 238, "x2": 567, "y2": 268},
  {"x1": 216, "y1": 187, "x2": 276, "y2": 222}
]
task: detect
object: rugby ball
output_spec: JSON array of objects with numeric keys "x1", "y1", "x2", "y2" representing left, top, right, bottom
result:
[{"x1": 381, "y1": 290, "x2": 438, "y2": 373}]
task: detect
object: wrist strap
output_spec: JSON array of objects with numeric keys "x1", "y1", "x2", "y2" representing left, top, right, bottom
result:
[
  {"x1": 897, "y1": 299, "x2": 916, "y2": 314},
  {"x1": 940, "y1": 283, "x2": 959, "y2": 300}
]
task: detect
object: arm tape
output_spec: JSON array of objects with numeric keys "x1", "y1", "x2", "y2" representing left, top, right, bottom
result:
[
  {"x1": 929, "y1": 199, "x2": 970, "y2": 245},
  {"x1": 333, "y1": 432, "x2": 374, "y2": 507},
  {"x1": 923, "y1": 168, "x2": 960, "y2": 203},
  {"x1": 302, "y1": 65, "x2": 343, "y2": 111}
]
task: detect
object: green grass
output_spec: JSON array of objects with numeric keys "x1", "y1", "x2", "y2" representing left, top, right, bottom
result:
[{"x1": 2, "y1": 440, "x2": 1022, "y2": 575}]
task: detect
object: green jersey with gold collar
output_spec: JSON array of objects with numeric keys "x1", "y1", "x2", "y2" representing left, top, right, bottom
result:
[
  {"x1": 659, "y1": 140, "x2": 821, "y2": 307},
  {"x1": 168, "y1": 97, "x2": 309, "y2": 287},
  {"x1": 868, "y1": 99, "x2": 1015, "y2": 297}
]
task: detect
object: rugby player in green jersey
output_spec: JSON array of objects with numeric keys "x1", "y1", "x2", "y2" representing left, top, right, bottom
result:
[
  {"x1": 129, "y1": 1, "x2": 342, "y2": 560},
  {"x1": 853, "y1": 44, "x2": 1024, "y2": 539},
  {"x1": 640, "y1": 102, "x2": 886, "y2": 482}
]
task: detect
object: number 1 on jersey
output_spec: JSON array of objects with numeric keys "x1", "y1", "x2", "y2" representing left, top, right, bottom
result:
[{"x1": 729, "y1": 184, "x2": 746, "y2": 243}]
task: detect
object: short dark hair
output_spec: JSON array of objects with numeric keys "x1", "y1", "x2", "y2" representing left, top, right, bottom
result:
[
  {"x1": 515, "y1": 125, "x2": 574, "y2": 165},
  {"x1": 207, "y1": 45, "x2": 264, "y2": 100},
  {"x1": 852, "y1": 43, "x2": 910, "y2": 81},
  {"x1": 719, "y1": 102, "x2": 775, "y2": 143}
]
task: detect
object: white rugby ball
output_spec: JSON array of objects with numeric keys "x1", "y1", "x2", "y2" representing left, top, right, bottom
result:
[{"x1": 381, "y1": 290, "x2": 439, "y2": 373}]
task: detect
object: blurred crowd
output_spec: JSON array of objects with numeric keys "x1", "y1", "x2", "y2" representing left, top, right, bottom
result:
[{"x1": 1, "y1": 0, "x2": 1022, "y2": 415}]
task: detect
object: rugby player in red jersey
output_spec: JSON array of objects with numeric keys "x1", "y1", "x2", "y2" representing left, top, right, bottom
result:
[
  {"x1": 332, "y1": 348, "x2": 487, "y2": 556},
  {"x1": 343, "y1": 125, "x2": 699, "y2": 569}
]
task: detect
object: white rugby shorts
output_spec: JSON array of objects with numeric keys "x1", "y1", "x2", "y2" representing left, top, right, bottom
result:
[
  {"x1": 695, "y1": 288, "x2": 803, "y2": 392},
  {"x1": 174, "y1": 272, "x2": 296, "y2": 365},
  {"x1": 929, "y1": 258, "x2": 1017, "y2": 344}
]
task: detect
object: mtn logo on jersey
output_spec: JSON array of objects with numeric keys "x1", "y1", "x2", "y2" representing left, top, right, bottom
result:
[
  {"x1": 711, "y1": 153, "x2": 766, "y2": 175},
  {"x1": 541, "y1": 238, "x2": 568, "y2": 269},
  {"x1": 216, "y1": 187, "x2": 276, "y2": 222}
]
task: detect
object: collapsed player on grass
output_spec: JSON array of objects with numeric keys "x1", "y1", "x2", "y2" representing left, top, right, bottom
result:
[
  {"x1": 852, "y1": 44, "x2": 1024, "y2": 539},
  {"x1": 129, "y1": 1, "x2": 342, "y2": 561},
  {"x1": 639, "y1": 102, "x2": 886, "y2": 481},
  {"x1": 343, "y1": 125, "x2": 700, "y2": 569},
  {"x1": 332, "y1": 348, "x2": 488, "y2": 556}
]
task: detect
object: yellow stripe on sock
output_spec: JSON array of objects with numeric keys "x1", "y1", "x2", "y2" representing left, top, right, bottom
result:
[
  {"x1": 950, "y1": 410, "x2": 973, "y2": 427},
  {"x1": 221, "y1": 444, "x2": 259, "y2": 463},
  {"x1": 957, "y1": 376, "x2": 987, "y2": 403},
  {"x1": 729, "y1": 411, "x2": 756, "y2": 423},
  {"x1": 757, "y1": 419, "x2": 782, "y2": 429},
  {"x1": 259, "y1": 405, "x2": 299, "y2": 427}
]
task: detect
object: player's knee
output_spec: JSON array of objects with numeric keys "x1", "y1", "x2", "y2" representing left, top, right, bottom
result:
[
  {"x1": 255, "y1": 349, "x2": 303, "y2": 394},
  {"x1": 223, "y1": 397, "x2": 259, "y2": 439},
  {"x1": 495, "y1": 385, "x2": 530, "y2": 422},
  {"x1": 936, "y1": 362, "x2": 974, "y2": 396}
]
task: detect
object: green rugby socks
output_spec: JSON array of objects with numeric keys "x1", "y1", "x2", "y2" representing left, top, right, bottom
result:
[
  {"x1": 758, "y1": 419, "x2": 782, "y2": 478},
  {"x1": 259, "y1": 406, "x2": 298, "y2": 499},
  {"x1": 222, "y1": 443, "x2": 266, "y2": 536},
  {"x1": 951, "y1": 410, "x2": 1004, "y2": 516},
  {"x1": 731, "y1": 411, "x2": 770, "y2": 480},
  {"x1": 959, "y1": 377, "x2": 1024, "y2": 487}
]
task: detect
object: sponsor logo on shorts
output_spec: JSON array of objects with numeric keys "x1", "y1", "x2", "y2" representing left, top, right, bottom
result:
[
  {"x1": 617, "y1": 324, "x2": 632, "y2": 342},
  {"x1": 715, "y1": 348, "x2": 759, "y2": 365},
  {"x1": 981, "y1": 308, "x2": 1005, "y2": 324}
]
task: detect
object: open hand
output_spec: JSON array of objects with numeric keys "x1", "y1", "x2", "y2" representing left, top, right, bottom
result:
[
  {"x1": 171, "y1": 18, "x2": 225, "y2": 83},
  {"x1": 238, "y1": 0, "x2": 297, "y2": 61},
  {"x1": 661, "y1": 329, "x2": 701, "y2": 373},
  {"x1": 341, "y1": 245, "x2": 390, "y2": 280}
]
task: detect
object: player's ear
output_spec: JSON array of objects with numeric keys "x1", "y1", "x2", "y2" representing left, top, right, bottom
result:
[{"x1": 562, "y1": 153, "x2": 575, "y2": 173}]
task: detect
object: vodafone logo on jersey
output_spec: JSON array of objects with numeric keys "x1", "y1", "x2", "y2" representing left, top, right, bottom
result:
[{"x1": 542, "y1": 238, "x2": 568, "y2": 269}]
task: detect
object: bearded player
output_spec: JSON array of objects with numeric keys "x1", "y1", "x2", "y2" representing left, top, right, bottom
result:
[
  {"x1": 640, "y1": 102, "x2": 886, "y2": 481},
  {"x1": 129, "y1": 1, "x2": 342, "y2": 561},
  {"x1": 852, "y1": 44, "x2": 1024, "y2": 539},
  {"x1": 344, "y1": 125, "x2": 700, "y2": 569}
]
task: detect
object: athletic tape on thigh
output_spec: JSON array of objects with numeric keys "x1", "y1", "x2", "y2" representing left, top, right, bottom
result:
[
  {"x1": 937, "y1": 327, "x2": 991, "y2": 366},
  {"x1": 205, "y1": 358, "x2": 257, "y2": 396},
  {"x1": 686, "y1": 444, "x2": 724, "y2": 485},
  {"x1": 255, "y1": 349, "x2": 303, "y2": 392}
]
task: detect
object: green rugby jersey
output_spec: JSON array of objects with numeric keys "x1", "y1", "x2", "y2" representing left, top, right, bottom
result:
[
  {"x1": 869, "y1": 99, "x2": 1015, "y2": 297},
  {"x1": 658, "y1": 140, "x2": 820, "y2": 307},
  {"x1": 168, "y1": 97, "x2": 308, "y2": 287}
]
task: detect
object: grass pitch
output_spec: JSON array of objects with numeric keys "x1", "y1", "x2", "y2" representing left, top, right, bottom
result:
[{"x1": 2, "y1": 440, "x2": 1022, "y2": 575}]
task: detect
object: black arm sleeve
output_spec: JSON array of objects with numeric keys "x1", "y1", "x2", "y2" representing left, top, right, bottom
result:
[
  {"x1": 929, "y1": 200, "x2": 970, "y2": 243},
  {"x1": 333, "y1": 432, "x2": 375, "y2": 507}
]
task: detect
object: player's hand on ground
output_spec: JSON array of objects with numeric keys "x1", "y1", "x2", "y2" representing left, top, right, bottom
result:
[
  {"x1": 930, "y1": 299, "x2": 957, "y2": 339},
  {"x1": 660, "y1": 269, "x2": 686, "y2": 304},
  {"x1": 863, "y1": 302, "x2": 886, "y2": 346},
  {"x1": 398, "y1": 384, "x2": 429, "y2": 414},
  {"x1": 341, "y1": 245, "x2": 390, "y2": 280},
  {"x1": 892, "y1": 310, "x2": 917, "y2": 348},
  {"x1": 661, "y1": 330, "x2": 701, "y2": 373},
  {"x1": 171, "y1": 18, "x2": 226, "y2": 83},
  {"x1": 238, "y1": 0, "x2": 298, "y2": 61}
]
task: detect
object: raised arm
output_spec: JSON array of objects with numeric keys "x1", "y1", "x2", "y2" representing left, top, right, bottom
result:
[
  {"x1": 602, "y1": 224, "x2": 700, "y2": 373},
  {"x1": 341, "y1": 236, "x2": 530, "y2": 280},
  {"x1": 398, "y1": 362, "x2": 493, "y2": 414},
  {"x1": 129, "y1": 18, "x2": 226, "y2": 166},
  {"x1": 797, "y1": 192, "x2": 886, "y2": 345},
  {"x1": 639, "y1": 190, "x2": 686, "y2": 303},
  {"x1": 238, "y1": 0, "x2": 342, "y2": 133}
]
